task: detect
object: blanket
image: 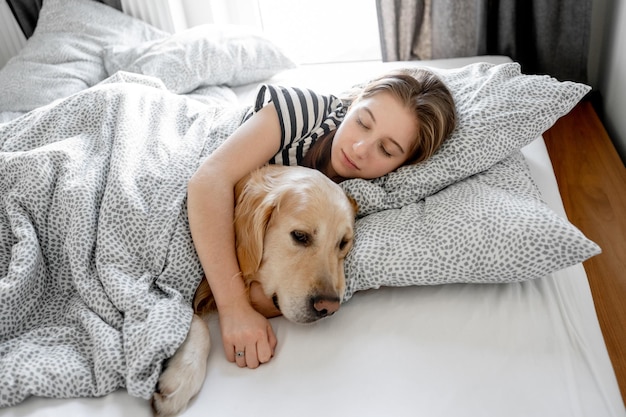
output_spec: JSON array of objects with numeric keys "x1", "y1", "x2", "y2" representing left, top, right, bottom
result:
[{"x1": 0, "y1": 73, "x2": 248, "y2": 406}]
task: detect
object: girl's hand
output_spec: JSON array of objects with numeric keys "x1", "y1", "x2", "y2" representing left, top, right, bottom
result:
[{"x1": 219, "y1": 300, "x2": 277, "y2": 369}]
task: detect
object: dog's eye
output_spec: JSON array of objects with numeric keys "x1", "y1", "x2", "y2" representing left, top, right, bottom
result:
[
  {"x1": 339, "y1": 237, "x2": 350, "y2": 251},
  {"x1": 291, "y1": 230, "x2": 311, "y2": 246}
]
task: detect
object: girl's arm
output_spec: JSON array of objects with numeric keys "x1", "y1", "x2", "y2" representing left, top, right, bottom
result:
[{"x1": 187, "y1": 104, "x2": 282, "y2": 369}]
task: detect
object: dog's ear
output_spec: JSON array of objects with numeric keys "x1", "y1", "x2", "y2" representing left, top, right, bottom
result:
[
  {"x1": 234, "y1": 169, "x2": 277, "y2": 279},
  {"x1": 347, "y1": 193, "x2": 359, "y2": 217}
]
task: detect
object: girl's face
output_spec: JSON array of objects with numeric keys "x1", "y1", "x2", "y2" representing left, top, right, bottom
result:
[{"x1": 329, "y1": 92, "x2": 418, "y2": 180}]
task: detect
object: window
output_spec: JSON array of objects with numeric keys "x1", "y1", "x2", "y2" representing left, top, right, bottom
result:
[
  {"x1": 257, "y1": 0, "x2": 381, "y2": 64},
  {"x1": 180, "y1": 0, "x2": 381, "y2": 64}
]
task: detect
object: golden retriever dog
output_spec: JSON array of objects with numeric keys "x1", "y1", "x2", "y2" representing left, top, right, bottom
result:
[{"x1": 152, "y1": 165, "x2": 357, "y2": 417}]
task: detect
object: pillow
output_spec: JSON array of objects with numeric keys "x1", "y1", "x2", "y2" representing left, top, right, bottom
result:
[
  {"x1": 103, "y1": 24, "x2": 296, "y2": 93},
  {"x1": 0, "y1": 0, "x2": 167, "y2": 113},
  {"x1": 340, "y1": 62, "x2": 591, "y2": 217},
  {"x1": 342, "y1": 151, "x2": 601, "y2": 300}
]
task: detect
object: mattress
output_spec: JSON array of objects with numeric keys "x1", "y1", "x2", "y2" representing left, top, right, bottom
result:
[{"x1": 0, "y1": 1, "x2": 623, "y2": 415}]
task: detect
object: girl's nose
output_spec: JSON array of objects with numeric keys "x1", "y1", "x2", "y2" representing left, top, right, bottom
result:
[{"x1": 353, "y1": 140, "x2": 368, "y2": 158}]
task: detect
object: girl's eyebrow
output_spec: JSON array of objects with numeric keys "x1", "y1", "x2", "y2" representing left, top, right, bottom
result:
[
  {"x1": 362, "y1": 107, "x2": 406, "y2": 154},
  {"x1": 363, "y1": 107, "x2": 376, "y2": 123}
]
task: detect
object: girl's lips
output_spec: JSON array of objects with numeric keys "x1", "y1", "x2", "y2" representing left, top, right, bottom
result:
[{"x1": 342, "y1": 150, "x2": 359, "y2": 170}]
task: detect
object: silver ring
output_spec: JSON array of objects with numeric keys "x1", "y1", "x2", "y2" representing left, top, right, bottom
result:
[{"x1": 236, "y1": 351, "x2": 245, "y2": 358}]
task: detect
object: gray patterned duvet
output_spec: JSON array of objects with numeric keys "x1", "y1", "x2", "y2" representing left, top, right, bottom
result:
[{"x1": 0, "y1": 73, "x2": 246, "y2": 405}]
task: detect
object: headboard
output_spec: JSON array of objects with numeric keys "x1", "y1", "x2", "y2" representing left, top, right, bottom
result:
[{"x1": 6, "y1": 0, "x2": 121, "y2": 37}]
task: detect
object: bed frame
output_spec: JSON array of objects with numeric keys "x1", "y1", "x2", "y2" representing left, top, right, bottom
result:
[{"x1": 543, "y1": 100, "x2": 626, "y2": 405}]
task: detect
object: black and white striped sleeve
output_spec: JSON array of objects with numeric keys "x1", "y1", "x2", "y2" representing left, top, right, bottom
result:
[{"x1": 245, "y1": 84, "x2": 342, "y2": 155}]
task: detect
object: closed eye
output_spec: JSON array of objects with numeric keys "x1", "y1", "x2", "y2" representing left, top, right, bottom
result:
[
  {"x1": 291, "y1": 230, "x2": 312, "y2": 246},
  {"x1": 356, "y1": 117, "x2": 369, "y2": 129},
  {"x1": 378, "y1": 142, "x2": 392, "y2": 157}
]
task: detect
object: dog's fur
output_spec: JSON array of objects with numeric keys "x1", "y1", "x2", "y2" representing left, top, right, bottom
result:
[{"x1": 151, "y1": 165, "x2": 357, "y2": 417}]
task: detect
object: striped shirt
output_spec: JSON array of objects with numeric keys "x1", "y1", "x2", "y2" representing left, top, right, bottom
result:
[{"x1": 243, "y1": 84, "x2": 346, "y2": 166}]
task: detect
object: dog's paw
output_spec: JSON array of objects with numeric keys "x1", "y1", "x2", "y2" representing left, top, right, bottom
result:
[
  {"x1": 151, "y1": 369, "x2": 195, "y2": 417},
  {"x1": 151, "y1": 380, "x2": 182, "y2": 417},
  {"x1": 151, "y1": 315, "x2": 211, "y2": 417}
]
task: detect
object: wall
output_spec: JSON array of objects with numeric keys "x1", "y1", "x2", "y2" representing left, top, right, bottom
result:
[{"x1": 589, "y1": 0, "x2": 626, "y2": 164}]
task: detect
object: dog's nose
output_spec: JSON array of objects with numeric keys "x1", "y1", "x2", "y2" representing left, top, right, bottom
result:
[{"x1": 311, "y1": 295, "x2": 341, "y2": 318}]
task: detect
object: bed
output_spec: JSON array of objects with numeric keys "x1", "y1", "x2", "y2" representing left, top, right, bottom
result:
[{"x1": 1, "y1": 1, "x2": 625, "y2": 416}]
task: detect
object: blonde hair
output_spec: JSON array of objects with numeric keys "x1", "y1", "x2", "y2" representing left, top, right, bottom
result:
[{"x1": 303, "y1": 68, "x2": 456, "y2": 173}]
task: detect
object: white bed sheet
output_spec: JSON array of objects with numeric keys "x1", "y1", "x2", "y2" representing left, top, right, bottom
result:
[{"x1": 2, "y1": 57, "x2": 624, "y2": 417}]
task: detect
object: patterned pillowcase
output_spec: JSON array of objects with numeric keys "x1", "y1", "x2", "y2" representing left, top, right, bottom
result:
[
  {"x1": 340, "y1": 62, "x2": 591, "y2": 216},
  {"x1": 0, "y1": 0, "x2": 167, "y2": 113},
  {"x1": 103, "y1": 24, "x2": 297, "y2": 94},
  {"x1": 343, "y1": 151, "x2": 601, "y2": 300}
]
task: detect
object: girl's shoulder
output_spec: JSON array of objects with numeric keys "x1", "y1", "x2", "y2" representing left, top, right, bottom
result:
[{"x1": 253, "y1": 84, "x2": 341, "y2": 111}]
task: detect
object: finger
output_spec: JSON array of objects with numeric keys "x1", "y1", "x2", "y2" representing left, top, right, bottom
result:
[
  {"x1": 268, "y1": 324, "x2": 277, "y2": 352},
  {"x1": 224, "y1": 342, "x2": 235, "y2": 362},
  {"x1": 235, "y1": 348, "x2": 247, "y2": 368},
  {"x1": 257, "y1": 325, "x2": 277, "y2": 364}
]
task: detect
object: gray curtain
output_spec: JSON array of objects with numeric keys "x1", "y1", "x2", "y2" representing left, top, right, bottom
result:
[
  {"x1": 7, "y1": 0, "x2": 123, "y2": 38},
  {"x1": 376, "y1": 0, "x2": 592, "y2": 83}
]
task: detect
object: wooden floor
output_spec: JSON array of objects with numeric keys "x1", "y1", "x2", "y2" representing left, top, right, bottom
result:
[{"x1": 543, "y1": 100, "x2": 626, "y2": 405}]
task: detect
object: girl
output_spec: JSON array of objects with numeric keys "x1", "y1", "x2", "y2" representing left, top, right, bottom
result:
[{"x1": 187, "y1": 68, "x2": 456, "y2": 369}]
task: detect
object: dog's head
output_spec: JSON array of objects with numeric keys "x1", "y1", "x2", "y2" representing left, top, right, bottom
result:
[{"x1": 234, "y1": 165, "x2": 357, "y2": 324}]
